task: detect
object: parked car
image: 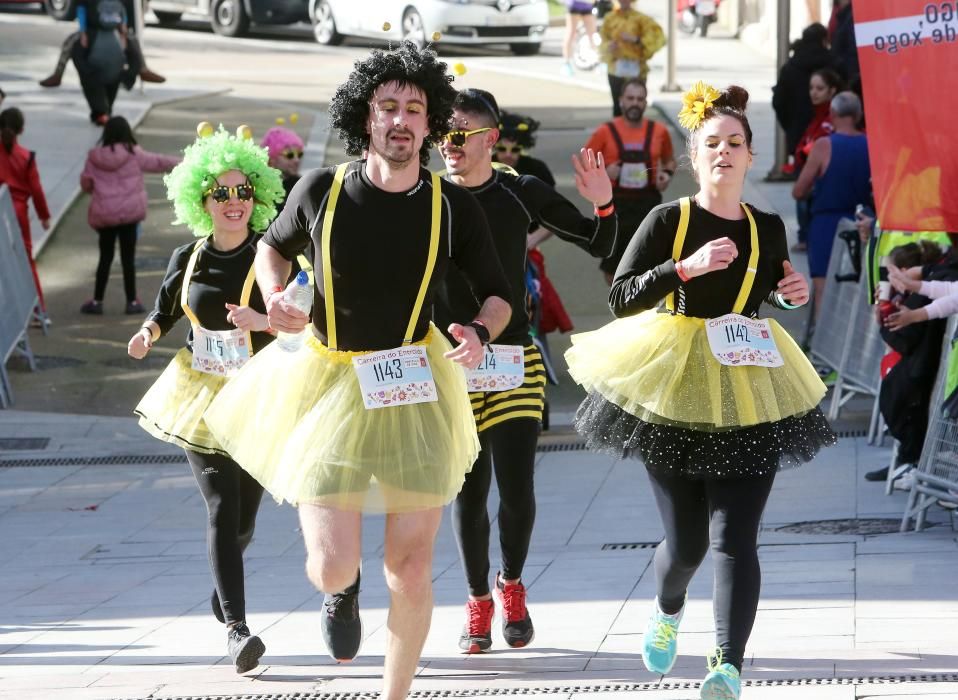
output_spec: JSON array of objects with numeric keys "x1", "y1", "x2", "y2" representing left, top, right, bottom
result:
[
  {"x1": 148, "y1": 0, "x2": 308, "y2": 36},
  {"x1": 311, "y1": 0, "x2": 549, "y2": 55},
  {"x1": 40, "y1": 0, "x2": 308, "y2": 37}
]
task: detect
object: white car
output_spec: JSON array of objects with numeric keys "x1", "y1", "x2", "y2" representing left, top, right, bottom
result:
[{"x1": 311, "y1": 0, "x2": 549, "y2": 55}]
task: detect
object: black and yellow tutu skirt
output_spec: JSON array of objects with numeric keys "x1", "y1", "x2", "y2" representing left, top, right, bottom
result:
[
  {"x1": 204, "y1": 324, "x2": 480, "y2": 513},
  {"x1": 565, "y1": 310, "x2": 837, "y2": 477},
  {"x1": 134, "y1": 347, "x2": 230, "y2": 455}
]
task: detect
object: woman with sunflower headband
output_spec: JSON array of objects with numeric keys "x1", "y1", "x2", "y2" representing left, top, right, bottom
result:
[
  {"x1": 126, "y1": 124, "x2": 286, "y2": 675},
  {"x1": 565, "y1": 83, "x2": 836, "y2": 699}
]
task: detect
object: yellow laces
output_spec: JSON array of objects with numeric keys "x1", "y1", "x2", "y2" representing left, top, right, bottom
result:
[
  {"x1": 652, "y1": 613, "x2": 680, "y2": 651},
  {"x1": 707, "y1": 647, "x2": 738, "y2": 678}
]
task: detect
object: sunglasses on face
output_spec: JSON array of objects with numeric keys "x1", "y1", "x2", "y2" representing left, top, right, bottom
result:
[
  {"x1": 495, "y1": 145, "x2": 522, "y2": 155},
  {"x1": 281, "y1": 148, "x2": 303, "y2": 159},
  {"x1": 442, "y1": 127, "x2": 493, "y2": 147},
  {"x1": 204, "y1": 183, "x2": 255, "y2": 203}
]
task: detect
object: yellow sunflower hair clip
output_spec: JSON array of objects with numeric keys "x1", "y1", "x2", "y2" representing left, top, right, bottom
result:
[{"x1": 678, "y1": 81, "x2": 721, "y2": 131}]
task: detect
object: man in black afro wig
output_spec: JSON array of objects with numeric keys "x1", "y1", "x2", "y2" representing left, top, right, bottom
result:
[{"x1": 329, "y1": 40, "x2": 457, "y2": 166}]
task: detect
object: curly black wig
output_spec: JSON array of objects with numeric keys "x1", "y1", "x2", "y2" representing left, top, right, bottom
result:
[
  {"x1": 329, "y1": 41, "x2": 456, "y2": 166},
  {"x1": 497, "y1": 111, "x2": 540, "y2": 150}
]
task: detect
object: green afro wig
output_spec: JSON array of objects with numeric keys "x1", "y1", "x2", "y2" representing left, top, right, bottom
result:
[{"x1": 164, "y1": 126, "x2": 286, "y2": 238}]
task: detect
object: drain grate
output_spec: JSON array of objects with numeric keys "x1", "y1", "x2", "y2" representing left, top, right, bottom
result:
[
  {"x1": 775, "y1": 518, "x2": 913, "y2": 535},
  {"x1": 601, "y1": 542, "x2": 659, "y2": 550},
  {"x1": 834, "y1": 428, "x2": 868, "y2": 438},
  {"x1": 131, "y1": 673, "x2": 958, "y2": 699},
  {"x1": 0, "y1": 454, "x2": 187, "y2": 468},
  {"x1": 536, "y1": 440, "x2": 588, "y2": 453},
  {"x1": 0, "y1": 437, "x2": 50, "y2": 451}
]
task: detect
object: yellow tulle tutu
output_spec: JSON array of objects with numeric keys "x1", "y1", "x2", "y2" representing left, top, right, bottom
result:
[
  {"x1": 204, "y1": 324, "x2": 479, "y2": 513},
  {"x1": 134, "y1": 348, "x2": 230, "y2": 454},
  {"x1": 565, "y1": 310, "x2": 826, "y2": 431}
]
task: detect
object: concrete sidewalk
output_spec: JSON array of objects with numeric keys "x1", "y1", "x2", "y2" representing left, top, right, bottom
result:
[{"x1": 1, "y1": 410, "x2": 957, "y2": 700}]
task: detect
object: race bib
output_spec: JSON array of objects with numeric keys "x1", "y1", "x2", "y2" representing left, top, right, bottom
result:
[
  {"x1": 613, "y1": 58, "x2": 641, "y2": 78},
  {"x1": 353, "y1": 346, "x2": 438, "y2": 410},
  {"x1": 705, "y1": 314, "x2": 784, "y2": 368},
  {"x1": 619, "y1": 161, "x2": 649, "y2": 189},
  {"x1": 464, "y1": 344, "x2": 525, "y2": 392},
  {"x1": 192, "y1": 326, "x2": 250, "y2": 377}
]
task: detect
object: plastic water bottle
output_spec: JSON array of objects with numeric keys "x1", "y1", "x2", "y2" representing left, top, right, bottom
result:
[{"x1": 275, "y1": 270, "x2": 312, "y2": 352}]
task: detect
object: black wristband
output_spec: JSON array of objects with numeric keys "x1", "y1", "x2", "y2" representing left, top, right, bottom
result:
[
  {"x1": 596, "y1": 197, "x2": 615, "y2": 211},
  {"x1": 467, "y1": 321, "x2": 491, "y2": 346}
]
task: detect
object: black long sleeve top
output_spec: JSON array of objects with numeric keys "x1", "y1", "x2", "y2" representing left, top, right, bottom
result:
[
  {"x1": 262, "y1": 161, "x2": 511, "y2": 352},
  {"x1": 609, "y1": 199, "x2": 793, "y2": 320},
  {"x1": 147, "y1": 232, "x2": 275, "y2": 354},
  {"x1": 435, "y1": 169, "x2": 618, "y2": 345}
]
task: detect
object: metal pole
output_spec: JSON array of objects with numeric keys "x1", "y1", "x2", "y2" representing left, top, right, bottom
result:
[
  {"x1": 765, "y1": 0, "x2": 790, "y2": 180},
  {"x1": 662, "y1": 0, "x2": 681, "y2": 92}
]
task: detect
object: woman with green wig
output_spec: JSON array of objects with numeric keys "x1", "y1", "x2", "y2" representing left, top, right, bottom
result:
[{"x1": 126, "y1": 124, "x2": 285, "y2": 675}]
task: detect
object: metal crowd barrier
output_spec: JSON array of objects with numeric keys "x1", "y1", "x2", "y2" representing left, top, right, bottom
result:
[
  {"x1": 0, "y1": 185, "x2": 38, "y2": 408},
  {"x1": 901, "y1": 315, "x2": 958, "y2": 532},
  {"x1": 808, "y1": 219, "x2": 886, "y2": 440}
]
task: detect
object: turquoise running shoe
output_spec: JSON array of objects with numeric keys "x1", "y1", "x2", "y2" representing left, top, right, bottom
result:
[
  {"x1": 700, "y1": 649, "x2": 741, "y2": 700},
  {"x1": 641, "y1": 597, "x2": 684, "y2": 674}
]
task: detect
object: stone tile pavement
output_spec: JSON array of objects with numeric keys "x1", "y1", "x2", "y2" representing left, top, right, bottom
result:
[{"x1": 1, "y1": 411, "x2": 956, "y2": 699}]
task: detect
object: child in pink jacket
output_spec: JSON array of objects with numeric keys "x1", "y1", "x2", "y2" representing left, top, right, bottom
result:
[{"x1": 80, "y1": 115, "x2": 179, "y2": 315}]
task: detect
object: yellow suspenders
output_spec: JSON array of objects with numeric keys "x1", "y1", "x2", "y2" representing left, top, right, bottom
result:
[
  {"x1": 665, "y1": 196, "x2": 760, "y2": 315},
  {"x1": 319, "y1": 162, "x2": 442, "y2": 351},
  {"x1": 180, "y1": 239, "x2": 257, "y2": 352}
]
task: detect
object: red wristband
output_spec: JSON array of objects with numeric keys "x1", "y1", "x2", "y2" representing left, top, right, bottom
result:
[
  {"x1": 594, "y1": 202, "x2": 615, "y2": 218},
  {"x1": 675, "y1": 260, "x2": 691, "y2": 283}
]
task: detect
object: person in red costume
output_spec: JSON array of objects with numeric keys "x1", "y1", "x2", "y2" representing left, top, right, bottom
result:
[{"x1": 0, "y1": 107, "x2": 51, "y2": 315}]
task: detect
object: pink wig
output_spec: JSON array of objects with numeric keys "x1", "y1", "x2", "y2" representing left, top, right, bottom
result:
[{"x1": 259, "y1": 127, "x2": 305, "y2": 160}]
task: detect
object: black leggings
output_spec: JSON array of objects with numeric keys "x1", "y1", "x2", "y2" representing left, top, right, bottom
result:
[
  {"x1": 452, "y1": 418, "x2": 539, "y2": 597},
  {"x1": 647, "y1": 469, "x2": 776, "y2": 671},
  {"x1": 186, "y1": 450, "x2": 265, "y2": 625},
  {"x1": 94, "y1": 223, "x2": 138, "y2": 302}
]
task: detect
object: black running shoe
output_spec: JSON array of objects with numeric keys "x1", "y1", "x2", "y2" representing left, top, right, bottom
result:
[
  {"x1": 227, "y1": 622, "x2": 265, "y2": 674},
  {"x1": 864, "y1": 466, "x2": 889, "y2": 482},
  {"x1": 322, "y1": 571, "x2": 363, "y2": 662},
  {"x1": 212, "y1": 589, "x2": 225, "y2": 624},
  {"x1": 494, "y1": 574, "x2": 534, "y2": 648}
]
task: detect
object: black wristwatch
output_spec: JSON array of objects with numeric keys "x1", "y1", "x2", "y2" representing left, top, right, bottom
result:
[{"x1": 467, "y1": 321, "x2": 491, "y2": 346}]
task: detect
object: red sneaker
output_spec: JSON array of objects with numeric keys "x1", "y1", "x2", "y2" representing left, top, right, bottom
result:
[
  {"x1": 494, "y1": 574, "x2": 534, "y2": 648},
  {"x1": 458, "y1": 598, "x2": 494, "y2": 654}
]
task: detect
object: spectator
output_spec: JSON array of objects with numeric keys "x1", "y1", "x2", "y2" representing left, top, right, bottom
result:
[
  {"x1": 72, "y1": 0, "x2": 137, "y2": 125},
  {"x1": 865, "y1": 245, "x2": 958, "y2": 482},
  {"x1": 39, "y1": 36, "x2": 164, "y2": 90},
  {"x1": 790, "y1": 67, "x2": 844, "y2": 252},
  {"x1": 772, "y1": 23, "x2": 840, "y2": 164},
  {"x1": 561, "y1": 0, "x2": 599, "y2": 77},
  {"x1": 259, "y1": 126, "x2": 304, "y2": 214},
  {"x1": 830, "y1": 0, "x2": 859, "y2": 86},
  {"x1": 0, "y1": 107, "x2": 51, "y2": 315},
  {"x1": 584, "y1": 78, "x2": 675, "y2": 285},
  {"x1": 792, "y1": 90, "x2": 870, "y2": 318},
  {"x1": 79, "y1": 116, "x2": 179, "y2": 315},
  {"x1": 599, "y1": 0, "x2": 665, "y2": 117}
]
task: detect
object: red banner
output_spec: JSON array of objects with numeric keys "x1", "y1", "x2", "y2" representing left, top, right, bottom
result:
[{"x1": 855, "y1": 1, "x2": 958, "y2": 232}]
